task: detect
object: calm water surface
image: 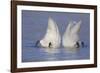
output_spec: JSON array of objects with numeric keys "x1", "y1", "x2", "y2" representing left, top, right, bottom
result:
[{"x1": 22, "y1": 45, "x2": 90, "y2": 62}]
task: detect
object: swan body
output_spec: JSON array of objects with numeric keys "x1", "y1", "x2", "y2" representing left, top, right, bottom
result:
[
  {"x1": 40, "y1": 17, "x2": 61, "y2": 49},
  {"x1": 62, "y1": 21, "x2": 82, "y2": 48}
]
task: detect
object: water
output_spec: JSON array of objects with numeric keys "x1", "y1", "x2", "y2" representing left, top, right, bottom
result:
[
  {"x1": 22, "y1": 45, "x2": 90, "y2": 62},
  {"x1": 22, "y1": 10, "x2": 90, "y2": 62}
]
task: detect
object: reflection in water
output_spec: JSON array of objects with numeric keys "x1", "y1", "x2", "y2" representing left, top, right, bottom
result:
[
  {"x1": 42, "y1": 48, "x2": 60, "y2": 54},
  {"x1": 41, "y1": 48, "x2": 60, "y2": 61},
  {"x1": 22, "y1": 45, "x2": 89, "y2": 62},
  {"x1": 63, "y1": 47, "x2": 80, "y2": 54},
  {"x1": 45, "y1": 53, "x2": 58, "y2": 61},
  {"x1": 40, "y1": 47, "x2": 80, "y2": 61}
]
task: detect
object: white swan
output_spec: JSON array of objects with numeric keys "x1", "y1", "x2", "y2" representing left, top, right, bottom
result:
[
  {"x1": 62, "y1": 20, "x2": 82, "y2": 48},
  {"x1": 40, "y1": 17, "x2": 61, "y2": 49}
]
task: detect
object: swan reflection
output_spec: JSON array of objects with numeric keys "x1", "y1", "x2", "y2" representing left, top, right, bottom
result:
[
  {"x1": 63, "y1": 47, "x2": 80, "y2": 54},
  {"x1": 42, "y1": 48, "x2": 60, "y2": 54}
]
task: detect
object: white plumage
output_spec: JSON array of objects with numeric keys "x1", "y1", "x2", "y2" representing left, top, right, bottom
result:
[
  {"x1": 40, "y1": 17, "x2": 61, "y2": 49},
  {"x1": 62, "y1": 20, "x2": 82, "y2": 48}
]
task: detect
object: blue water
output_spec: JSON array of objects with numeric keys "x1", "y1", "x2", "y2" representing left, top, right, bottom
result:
[{"x1": 22, "y1": 10, "x2": 90, "y2": 62}]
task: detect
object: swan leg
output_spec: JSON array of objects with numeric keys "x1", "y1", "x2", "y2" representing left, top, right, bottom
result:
[
  {"x1": 48, "y1": 42, "x2": 52, "y2": 48},
  {"x1": 76, "y1": 42, "x2": 80, "y2": 48},
  {"x1": 75, "y1": 41, "x2": 85, "y2": 48},
  {"x1": 35, "y1": 40, "x2": 40, "y2": 47},
  {"x1": 81, "y1": 41, "x2": 84, "y2": 48}
]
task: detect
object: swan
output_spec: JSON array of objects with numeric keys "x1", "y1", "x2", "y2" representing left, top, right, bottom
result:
[
  {"x1": 62, "y1": 20, "x2": 82, "y2": 48},
  {"x1": 36, "y1": 17, "x2": 61, "y2": 49}
]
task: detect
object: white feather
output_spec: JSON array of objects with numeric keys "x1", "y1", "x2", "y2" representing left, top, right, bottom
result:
[
  {"x1": 62, "y1": 20, "x2": 82, "y2": 48},
  {"x1": 40, "y1": 17, "x2": 61, "y2": 48}
]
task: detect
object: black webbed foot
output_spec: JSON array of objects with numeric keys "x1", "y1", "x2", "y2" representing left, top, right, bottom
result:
[
  {"x1": 35, "y1": 40, "x2": 40, "y2": 47},
  {"x1": 76, "y1": 42, "x2": 80, "y2": 48},
  {"x1": 81, "y1": 41, "x2": 84, "y2": 48},
  {"x1": 48, "y1": 42, "x2": 52, "y2": 48}
]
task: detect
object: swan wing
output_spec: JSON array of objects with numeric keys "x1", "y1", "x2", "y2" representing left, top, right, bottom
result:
[
  {"x1": 62, "y1": 21, "x2": 81, "y2": 48},
  {"x1": 62, "y1": 21, "x2": 75, "y2": 48},
  {"x1": 71, "y1": 20, "x2": 82, "y2": 35},
  {"x1": 40, "y1": 17, "x2": 61, "y2": 48},
  {"x1": 70, "y1": 21, "x2": 82, "y2": 42},
  {"x1": 64, "y1": 21, "x2": 74, "y2": 35}
]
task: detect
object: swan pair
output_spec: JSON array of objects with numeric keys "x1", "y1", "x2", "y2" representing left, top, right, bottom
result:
[{"x1": 35, "y1": 17, "x2": 82, "y2": 49}]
